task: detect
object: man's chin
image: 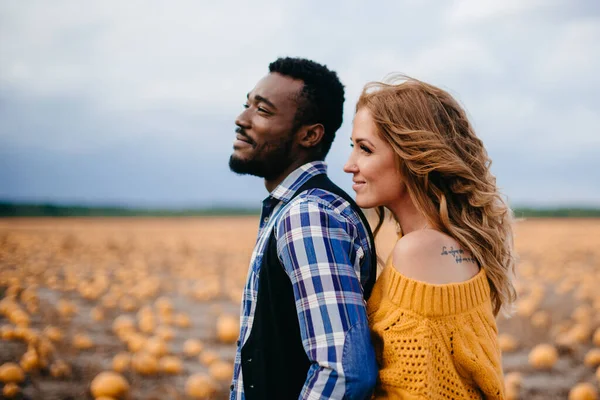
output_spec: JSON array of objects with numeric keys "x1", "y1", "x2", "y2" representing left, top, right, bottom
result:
[{"x1": 229, "y1": 155, "x2": 263, "y2": 177}]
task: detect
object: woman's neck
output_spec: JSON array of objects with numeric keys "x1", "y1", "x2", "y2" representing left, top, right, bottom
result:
[{"x1": 388, "y1": 196, "x2": 429, "y2": 236}]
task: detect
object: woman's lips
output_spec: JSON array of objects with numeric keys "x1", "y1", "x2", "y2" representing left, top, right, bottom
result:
[{"x1": 352, "y1": 181, "x2": 366, "y2": 191}]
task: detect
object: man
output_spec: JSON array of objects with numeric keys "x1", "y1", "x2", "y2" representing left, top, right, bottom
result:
[{"x1": 228, "y1": 57, "x2": 378, "y2": 400}]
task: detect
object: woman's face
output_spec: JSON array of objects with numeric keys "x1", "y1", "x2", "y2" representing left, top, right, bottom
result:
[{"x1": 344, "y1": 107, "x2": 406, "y2": 209}]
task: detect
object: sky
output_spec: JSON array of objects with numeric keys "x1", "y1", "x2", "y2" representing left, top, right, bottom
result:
[{"x1": 1, "y1": 0, "x2": 599, "y2": 208}]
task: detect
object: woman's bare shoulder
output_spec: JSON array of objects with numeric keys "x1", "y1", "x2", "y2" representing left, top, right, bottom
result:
[{"x1": 391, "y1": 229, "x2": 480, "y2": 284}]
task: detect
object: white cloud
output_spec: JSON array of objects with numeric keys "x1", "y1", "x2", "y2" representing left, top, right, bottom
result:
[
  {"x1": 0, "y1": 0, "x2": 599, "y2": 205},
  {"x1": 0, "y1": 1, "x2": 290, "y2": 111},
  {"x1": 447, "y1": 0, "x2": 551, "y2": 24},
  {"x1": 534, "y1": 17, "x2": 600, "y2": 86}
]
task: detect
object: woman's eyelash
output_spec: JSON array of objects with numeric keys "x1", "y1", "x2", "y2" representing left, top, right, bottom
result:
[{"x1": 350, "y1": 142, "x2": 372, "y2": 153}]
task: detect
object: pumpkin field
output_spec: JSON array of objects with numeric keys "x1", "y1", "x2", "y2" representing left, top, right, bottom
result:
[{"x1": 0, "y1": 217, "x2": 599, "y2": 400}]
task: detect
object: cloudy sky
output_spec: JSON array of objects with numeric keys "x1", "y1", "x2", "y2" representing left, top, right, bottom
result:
[{"x1": 1, "y1": 0, "x2": 599, "y2": 208}]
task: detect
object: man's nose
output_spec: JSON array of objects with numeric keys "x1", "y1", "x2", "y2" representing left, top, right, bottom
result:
[{"x1": 235, "y1": 108, "x2": 251, "y2": 129}]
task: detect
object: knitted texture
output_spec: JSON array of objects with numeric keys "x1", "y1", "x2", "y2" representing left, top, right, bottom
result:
[{"x1": 367, "y1": 257, "x2": 505, "y2": 399}]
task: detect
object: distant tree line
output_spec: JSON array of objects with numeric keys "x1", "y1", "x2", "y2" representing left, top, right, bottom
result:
[
  {"x1": 511, "y1": 207, "x2": 600, "y2": 218},
  {"x1": 1, "y1": 202, "x2": 599, "y2": 218},
  {"x1": 0, "y1": 202, "x2": 260, "y2": 217}
]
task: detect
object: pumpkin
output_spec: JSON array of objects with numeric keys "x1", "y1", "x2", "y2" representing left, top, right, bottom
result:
[
  {"x1": 2, "y1": 382, "x2": 21, "y2": 399},
  {"x1": 209, "y1": 360, "x2": 234, "y2": 382},
  {"x1": 124, "y1": 333, "x2": 147, "y2": 353},
  {"x1": 57, "y1": 299, "x2": 77, "y2": 318},
  {"x1": 498, "y1": 334, "x2": 518, "y2": 353},
  {"x1": 174, "y1": 313, "x2": 192, "y2": 328},
  {"x1": 50, "y1": 359, "x2": 72, "y2": 378},
  {"x1": 155, "y1": 325, "x2": 175, "y2": 341},
  {"x1": 505, "y1": 385, "x2": 519, "y2": 400},
  {"x1": 20, "y1": 347, "x2": 40, "y2": 372},
  {"x1": 90, "y1": 371, "x2": 130, "y2": 399},
  {"x1": 155, "y1": 296, "x2": 173, "y2": 315},
  {"x1": 568, "y1": 324, "x2": 592, "y2": 344},
  {"x1": 145, "y1": 336, "x2": 168, "y2": 357},
  {"x1": 138, "y1": 313, "x2": 155, "y2": 334},
  {"x1": 568, "y1": 383, "x2": 598, "y2": 400},
  {"x1": 584, "y1": 348, "x2": 600, "y2": 367},
  {"x1": 185, "y1": 373, "x2": 217, "y2": 399},
  {"x1": 112, "y1": 352, "x2": 131, "y2": 373},
  {"x1": 216, "y1": 315, "x2": 239, "y2": 344},
  {"x1": 43, "y1": 326, "x2": 64, "y2": 342},
  {"x1": 572, "y1": 305, "x2": 593, "y2": 323},
  {"x1": 528, "y1": 344, "x2": 558, "y2": 369},
  {"x1": 504, "y1": 371, "x2": 522, "y2": 389},
  {"x1": 0, "y1": 362, "x2": 25, "y2": 383},
  {"x1": 91, "y1": 307, "x2": 105, "y2": 321},
  {"x1": 37, "y1": 338, "x2": 56, "y2": 366},
  {"x1": 159, "y1": 355, "x2": 183, "y2": 374},
  {"x1": 119, "y1": 296, "x2": 138, "y2": 312},
  {"x1": 183, "y1": 339, "x2": 204, "y2": 357},
  {"x1": 131, "y1": 352, "x2": 158, "y2": 375},
  {"x1": 593, "y1": 328, "x2": 600, "y2": 346},
  {"x1": 199, "y1": 350, "x2": 219, "y2": 366},
  {"x1": 0, "y1": 325, "x2": 15, "y2": 340},
  {"x1": 73, "y1": 333, "x2": 94, "y2": 350},
  {"x1": 112, "y1": 315, "x2": 135, "y2": 334}
]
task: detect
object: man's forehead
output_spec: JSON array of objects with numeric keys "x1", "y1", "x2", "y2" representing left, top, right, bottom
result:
[{"x1": 250, "y1": 73, "x2": 304, "y2": 104}]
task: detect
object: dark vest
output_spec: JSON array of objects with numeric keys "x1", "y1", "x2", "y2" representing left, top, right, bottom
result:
[{"x1": 240, "y1": 174, "x2": 377, "y2": 400}]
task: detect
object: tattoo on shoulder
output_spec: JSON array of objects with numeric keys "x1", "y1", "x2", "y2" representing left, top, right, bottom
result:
[{"x1": 440, "y1": 246, "x2": 477, "y2": 264}]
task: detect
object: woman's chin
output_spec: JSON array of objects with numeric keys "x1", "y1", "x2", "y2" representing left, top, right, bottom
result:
[{"x1": 354, "y1": 196, "x2": 376, "y2": 210}]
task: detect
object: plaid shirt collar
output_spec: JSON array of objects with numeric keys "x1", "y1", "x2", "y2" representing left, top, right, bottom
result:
[{"x1": 266, "y1": 161, "x2": 328, "y2": 204}]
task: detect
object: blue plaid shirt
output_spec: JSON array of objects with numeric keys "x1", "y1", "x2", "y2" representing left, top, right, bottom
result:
[{"x1": 230, "y1": 161, "x2": 377, "y2": 399}]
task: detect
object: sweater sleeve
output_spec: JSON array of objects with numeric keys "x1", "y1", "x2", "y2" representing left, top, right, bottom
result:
[{"x1": 453, "y1": 311, "x2": 505, "y2": 399}]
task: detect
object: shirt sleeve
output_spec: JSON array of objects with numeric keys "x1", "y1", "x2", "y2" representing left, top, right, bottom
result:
[{"x1": 276, "y1": 196, "x2": 377, "y2": 400}]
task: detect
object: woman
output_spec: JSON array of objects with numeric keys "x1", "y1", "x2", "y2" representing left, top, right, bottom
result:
[{"x1": 344, "y1": 75, "x2": 516, "y2": 399}]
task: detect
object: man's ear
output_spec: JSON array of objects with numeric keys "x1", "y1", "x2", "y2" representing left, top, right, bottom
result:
[{"x1": 297, "y1": 123, "x2": 325, "y2": 150}]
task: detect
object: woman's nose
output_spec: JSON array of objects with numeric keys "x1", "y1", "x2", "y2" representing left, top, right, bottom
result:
[{"x1": 343, "y1": 158, "x2": 357, "y2": 174}]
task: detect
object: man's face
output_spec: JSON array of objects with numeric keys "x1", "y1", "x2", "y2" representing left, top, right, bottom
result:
[{"x1": 229, "y1": 72, "x2": 304, "y2": 180}]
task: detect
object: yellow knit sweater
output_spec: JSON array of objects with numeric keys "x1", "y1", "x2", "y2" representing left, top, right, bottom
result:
[{"x1": 367, "y1": 256, "x2": 505, "y2": 399}]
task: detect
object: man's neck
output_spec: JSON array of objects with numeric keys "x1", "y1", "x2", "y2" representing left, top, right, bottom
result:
[{"x1": 264, "y1": 158, "x2": 317, "y2": 193}]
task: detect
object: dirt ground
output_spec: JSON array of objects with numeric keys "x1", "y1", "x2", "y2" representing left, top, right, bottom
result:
[{"x1": 0, "y1": 217, "x2": 599, "y2": 399}]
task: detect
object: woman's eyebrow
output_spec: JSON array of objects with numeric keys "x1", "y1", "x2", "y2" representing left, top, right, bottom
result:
[{"x1": 356, "y1": 138, "x2": 375, "y2": 147}]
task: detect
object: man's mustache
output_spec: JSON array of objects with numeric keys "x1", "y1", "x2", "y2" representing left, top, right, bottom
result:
[{"x1": 235, "y1": 127, "x2": 255, "y2": 145}]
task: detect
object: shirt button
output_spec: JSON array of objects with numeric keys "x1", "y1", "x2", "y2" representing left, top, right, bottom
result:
[
  {"x1": 263, "y1": 217, "x2": 269, "y2": 223},
  {"x1": 249, "y1": 384, "x2": 255, "y2": 389},
  {"x1": 247, "y1": 358, "x2": 252, "y2": 362},
  {"x1": 230, "y1": 384, "x2": 234, "y2": 391}
]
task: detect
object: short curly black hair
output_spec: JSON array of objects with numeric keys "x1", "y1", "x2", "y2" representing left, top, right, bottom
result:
[{"x1": 269, "y1": 57, "x2": 345, "y2": 159}]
